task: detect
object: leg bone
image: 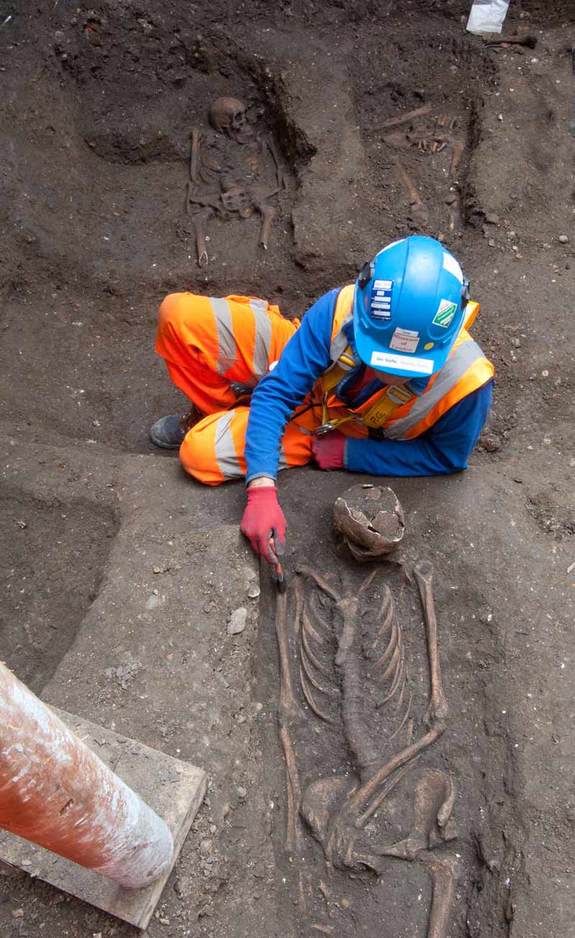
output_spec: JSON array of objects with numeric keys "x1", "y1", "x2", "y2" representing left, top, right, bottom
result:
[{"x1": 420, "y1": 854, "x2": 456, "y2": 938}]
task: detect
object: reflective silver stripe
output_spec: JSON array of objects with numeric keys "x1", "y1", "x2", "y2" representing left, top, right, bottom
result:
[
  {"x1": 330, "y1": 314, "x2": 353, "y2": 361},
  {"x1": 214, "y1": 412, "x2": 244, "y2": 479},
  {"x1": 278, "y1": 444, "x2": 290, "y2": 472},
  {"x1": 384, "y1": 339, "x2": 485, "y2": 440},
  {"x1": 210, "y1": 298, "x2": 236, "y2": 375},
  {"x1": 250, "y1": 300, "x2": 273, "y2": 377}
]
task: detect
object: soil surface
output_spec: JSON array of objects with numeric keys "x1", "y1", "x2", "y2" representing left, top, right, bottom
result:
[{"x1": 0, "y1": 2, "x2": 574, "y2": 937}]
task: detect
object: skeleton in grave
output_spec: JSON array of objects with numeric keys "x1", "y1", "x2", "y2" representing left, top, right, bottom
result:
[
  {"x1": 184, "y1": 96, "x2": 285, "y2": 267},
  {"x1": 273, "y1": 559, "x2": 456, "y2": 938}
]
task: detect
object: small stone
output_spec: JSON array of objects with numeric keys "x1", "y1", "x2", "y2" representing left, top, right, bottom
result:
[
  {"x1": 153, "y1": 566, "x2": 162, "y2": 574},
  {"x1": 237, "y1": 713, "x2": 246, "y2": 724},
  {"x1": 12, "y1": 909, "x2": 24, "y2": 919},
  {"x1": 541, "y1": 369, "x2": 549, "y2": 377},
  {"x1": 236, "y1": 785, "x2": 247, "y2": 799},
  {"x1": 222, "y1": 802, "x2": 231, "y2": 818},
  {"x1": 480, "y1": 432, "x2": 501, "y2": 453},
  {"x1": 485, "y1": 213, "x2": 500, "y2": 225},
  {"x1": 558, "y1": 234, "x2": 569, "y2": 244},
  {"x1": 247, "y1": 583, "x2": 261, "y2": 600},
  {"x1": 227, "y1": 607, "x2": 248, "y2": 635},
  {"x1": 511, "y1": 337, "x2": 521, "y2": 348},
  {"x1": 199, "y1": 838, "x2": 213, "y2": 856},
  {"x1": 488, "y1": 239, "x2": 496, "y2": 248}
]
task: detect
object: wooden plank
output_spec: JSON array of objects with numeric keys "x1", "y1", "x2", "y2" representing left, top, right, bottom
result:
[{"x1": 0, "y1": 707, "x2": 207, "y2": 929}]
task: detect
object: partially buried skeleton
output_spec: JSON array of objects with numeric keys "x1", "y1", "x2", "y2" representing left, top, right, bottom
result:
[
  {"x1": 273, "y1": 486, "x2": 457, "y2": 938},
  {"x1": 184, "y1": 96, "x2": 285, "y2": 267}
]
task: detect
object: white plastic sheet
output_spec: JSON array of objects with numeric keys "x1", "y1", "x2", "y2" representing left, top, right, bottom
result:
[{"x1": 467, "y1": 0, "x2": 510, "y2": 34}]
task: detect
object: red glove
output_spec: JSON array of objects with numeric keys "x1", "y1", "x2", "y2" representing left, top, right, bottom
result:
[
  {"x1": 311, "y1": 431, "x2": 346, "y2": 470},
  {"x1": 240, "y1": 486, "x2": 287, "y2": 564}
]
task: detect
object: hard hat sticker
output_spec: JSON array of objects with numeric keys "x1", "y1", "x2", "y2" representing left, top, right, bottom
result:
[
  {"x1": 442, "y1": 252, "x2": 464, "y2": 283},
  {"x1": 389, "y1": 327, "x2": 420, "y2": 353},
  {"x1": 370, "y1": 350, "x2": 433, "y2": 374},
  {"x1": 370, "y1": 279, "x2": 393, "y2": 320},
  {"x1": 433, "y1": 299, "x2": 458, "y2": 328}
]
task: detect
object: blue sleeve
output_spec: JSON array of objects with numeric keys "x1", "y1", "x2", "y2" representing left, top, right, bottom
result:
[
  {"x1": 245, "y1": 290, "x2": 338, "y2": 481},
  {"x1": 345, "y1": 381, "x2": 493, "y2": 477}
]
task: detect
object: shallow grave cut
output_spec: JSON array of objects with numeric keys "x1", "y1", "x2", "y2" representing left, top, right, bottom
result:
[
  {"x1": 0, "y1": 488, "x2": 117, "y2": 693},
  {"x1": 257, "y1": 546, "x2": 514, "y2": 938}
]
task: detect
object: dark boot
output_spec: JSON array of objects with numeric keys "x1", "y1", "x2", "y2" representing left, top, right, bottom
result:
[{"x1": 149, "y1": 408, "x2": 202, "y2": 449}]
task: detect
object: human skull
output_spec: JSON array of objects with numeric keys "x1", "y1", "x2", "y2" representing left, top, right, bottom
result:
[
  {"x1": 333, "y1": 484, "x2": 405, "y2": 562},
  {"x1": 209, "y1": 97, "x2": 253, "y2": 143}
]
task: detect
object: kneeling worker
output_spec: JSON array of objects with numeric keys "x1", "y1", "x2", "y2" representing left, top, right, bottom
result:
[{"x1": 151, "y1": 235, "x2": 494, "y2": 565}]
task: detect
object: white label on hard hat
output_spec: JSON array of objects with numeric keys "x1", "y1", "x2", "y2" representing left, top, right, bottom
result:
[
  {"x1": 389, "y1": 327, "x2": 419, "y2": 353},
  {"x1": 370, "y1": 350, "x2": 434, "y2": 374},
  {"x1": 370, "y1": 280, "x2": 393, "y2": 319},
  {"x1": 442, "y1": 252, "x2": 463, "y2": 283}
]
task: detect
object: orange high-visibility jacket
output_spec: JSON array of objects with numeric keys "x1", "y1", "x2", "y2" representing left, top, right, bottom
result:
[{"x1": 315, "y1": 284, "x2": 495, "y2": 439}]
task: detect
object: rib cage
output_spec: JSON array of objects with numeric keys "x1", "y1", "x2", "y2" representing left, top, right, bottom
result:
[{"x1": 297, "y1": 571, "x2": 411, "y2": 779}]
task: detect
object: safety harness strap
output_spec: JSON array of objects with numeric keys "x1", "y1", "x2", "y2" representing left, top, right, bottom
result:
[{"x1": 316, "y1": 287, "x2": 489, "y2": 437}]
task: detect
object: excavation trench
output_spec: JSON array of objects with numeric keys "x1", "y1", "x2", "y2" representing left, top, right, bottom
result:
[{"x1": 0, "y1": 2, "x2": 573, "y2": 937}]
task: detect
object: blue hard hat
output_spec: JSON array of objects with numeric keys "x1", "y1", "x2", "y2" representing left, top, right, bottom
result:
[{"x1": 353, "y1": 235, "x2": 470, "y2": 378}]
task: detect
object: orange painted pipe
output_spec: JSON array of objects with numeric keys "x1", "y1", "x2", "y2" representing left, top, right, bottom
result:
[{"x1": 0, "y1": 662, "x2": 173, "y2": 888}]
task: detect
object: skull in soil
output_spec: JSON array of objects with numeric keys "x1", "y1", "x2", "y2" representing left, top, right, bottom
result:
[
  {"x1": 209, "y1": 97, "x2": 253, "y2": 143},
  {"x1": 333, "y1": 484, "x2": 405, "y2": 562}
]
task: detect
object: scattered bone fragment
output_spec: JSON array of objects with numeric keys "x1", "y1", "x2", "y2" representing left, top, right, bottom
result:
[
  {"x1": 377, "y1": 104, "x2": 431, "y2": 130},
  {"x1": 333, "y1": 484, "x2": 405, "y2": 562},
  {"x1": 485, "y1": 33, "x2": 537, "y2": 48}
]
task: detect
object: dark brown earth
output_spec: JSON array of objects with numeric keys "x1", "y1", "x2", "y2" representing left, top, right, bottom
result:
[{"x1": 0, "y1": 1, "x2": 574, "y2": 937}]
